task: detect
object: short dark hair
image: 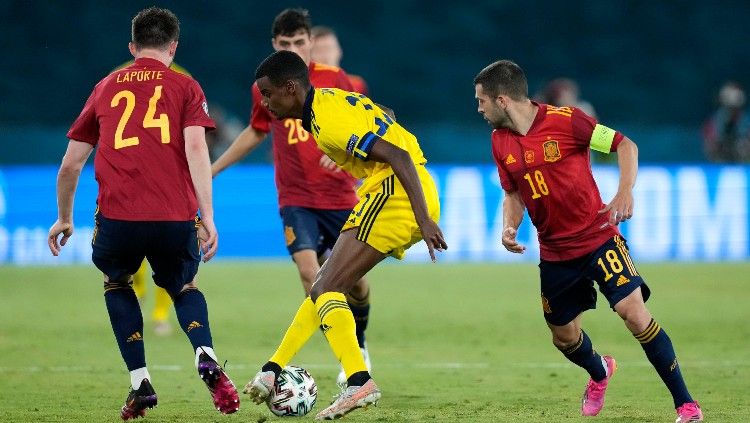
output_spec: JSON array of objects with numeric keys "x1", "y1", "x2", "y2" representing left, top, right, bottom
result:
[
  {"x1": 255, "y1": 50, "x2": 310, "y2": 88},
  {"x1": 473, "y1": 60, "x2": 528, "y2": 100},
  {"x1": 131, "y1": 7, "x2": 180, "y2": 50},
  {"x1": 311, "y1": 25, "x2": 336, "y2": 39},
  {"x1": 272, "y1": 8, "x2": 311, "y2": 38}
]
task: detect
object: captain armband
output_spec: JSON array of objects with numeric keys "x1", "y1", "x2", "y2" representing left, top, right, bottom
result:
[
  {"x1": 346, "y1": 131, "x2": 377, "y2": 160},
  {"x1": 590, "y1": 124, "x2": 616, "y2": 153}
]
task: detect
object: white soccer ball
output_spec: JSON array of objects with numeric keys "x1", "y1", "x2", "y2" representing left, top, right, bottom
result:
[{"x1": 266, "y1": 366, "x2": 318, "y2": 417}]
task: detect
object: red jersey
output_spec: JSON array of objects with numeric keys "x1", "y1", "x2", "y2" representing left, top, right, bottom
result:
[
  {"x1": 492, "y1": 103, "x2": 624, "y2": 261},
  {"x1": 68, "y1": 57, "x2": 215, "y2": 221},
  {"x1": 348, "y1": 74, "x2": 369, "y2": 95},
  {"x1": 250, "y1": 61, "x2": 358, "y2": 210}
]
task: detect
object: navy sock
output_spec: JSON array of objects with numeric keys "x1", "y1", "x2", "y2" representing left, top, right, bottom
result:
[
  {"x1": 347, "y1": 292, "x2": 370, "y2": 349},
  {"x1": 173, "y1": 288, "x2": 213, "y2": 351},
  {"x1": 559, "y1": 330, "x2": 607, "y2": 382},
  {"x1": 262, "y1": 361, "x2": 282, "y2": 380},
  {"x1": 636, "y1": 319, "x2": 693, "y2": 408},
  {"x1": 347, "y1": 371, "x2": 371, "y2": 387},
  {"x1": 104, "y1": 286, "x2": 146, "y2": 371}
]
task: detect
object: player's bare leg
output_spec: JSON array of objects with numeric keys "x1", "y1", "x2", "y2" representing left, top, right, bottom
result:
[
  {"x1": 548, "y1": 315, "x2": 615, "y2": 416},
  {"x1": 614, "y1": 288, "x2": 701, "y2": 421},
  {"x1": 293, "y1": 249, "x2": 319, "y2": 295},
  {"x1": 310, "y1": 229, "x2": 383, "y2": 420}
]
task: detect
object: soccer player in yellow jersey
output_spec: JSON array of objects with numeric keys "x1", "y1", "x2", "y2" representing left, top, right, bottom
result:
[{"x1": 244, "y1": 50, "x2": 447, "y2": 420}]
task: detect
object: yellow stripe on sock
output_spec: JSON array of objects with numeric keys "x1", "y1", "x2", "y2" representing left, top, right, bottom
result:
[
  {"x1": 561, "y1": 332, "x2": 584, "y2": 355},
  {"x1": 635, "y1": 320, "x2": 661, "y2": 343}
]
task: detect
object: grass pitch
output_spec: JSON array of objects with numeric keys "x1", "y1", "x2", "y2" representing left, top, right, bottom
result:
[{"x1": 1, "y1": 262, "x2": 748, "y2": 422}]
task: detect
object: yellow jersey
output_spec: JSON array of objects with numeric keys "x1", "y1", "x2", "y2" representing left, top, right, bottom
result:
[{"x1": 301, "y1": 88, "x2": 427, "y2": 195}]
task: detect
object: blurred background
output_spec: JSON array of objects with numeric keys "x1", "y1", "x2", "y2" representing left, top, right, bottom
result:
[{"x1": 1, "y1": 0, "x2": 749, "y2": 264}]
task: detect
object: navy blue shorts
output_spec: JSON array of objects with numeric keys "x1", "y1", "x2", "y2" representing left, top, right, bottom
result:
[
  {"x1": 92, "y1": 211, "x2": 200, "y2": 297},
  {"x1": 279, "y1": 206, "x2": 352, "y2": 256},
  {"x1": 539, "y1": 235, "x2": 650, "y2": 326}
]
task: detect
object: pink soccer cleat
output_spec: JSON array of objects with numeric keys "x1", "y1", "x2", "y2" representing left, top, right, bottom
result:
[
  {"x1": 315, "y1": 378, "x2": 381, "y2": 420},
  {"x1": 675, "y1": 401, "x2": 703, "y2": 422},
  {"x1": 198, "y1": 353, "x2": 240, "y2": 414},
  {"x1": 581, "y1": 355, "x2": 616, "y2": 416}
]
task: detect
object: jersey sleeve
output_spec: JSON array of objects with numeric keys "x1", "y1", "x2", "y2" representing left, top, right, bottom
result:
[
  {"x1": 183, "y1": 80, "x2": 216, "y2": 130},
  {"x1": 315, "y1": 92, "x2": 380, "y2": 161},
  {"x1": 491, "y1": 132, "x2": 517, "y2": 192},
  {"x1": 571, "y1": 107, "x2": 624, "y2": 153},
  {"x1": 66, "y1": 88, "x2": 100, "y2": 145},
  {"x1": 250, "y1": 83, "x2": 272, "y2": 132}
]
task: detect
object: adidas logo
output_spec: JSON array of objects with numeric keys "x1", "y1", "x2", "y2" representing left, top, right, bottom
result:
[
  {"x1": 505, "y1": 154, "x2": 516, "y2": 164},
  {"x1": 187, "y1": 321, "x2": 203, "y2": 332},
  {"x1": 126, "y1": 331, "x2": 143, "y2": 343},
  {"x1": 616, "y1": 275, "x2": 630, "y2": 286},
  {"x1": 320, "y1": 323, "x2": 332, "y2": 333}
]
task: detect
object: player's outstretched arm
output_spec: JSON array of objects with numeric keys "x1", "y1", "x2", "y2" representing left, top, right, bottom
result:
[
  {"x1": 48, "y1": 140, "x2": 94, "y2": 256},
  {"x1": 599, "y1": 136, "x2": 638, "y2": 226},
  {"x1": 185, "y1": 125, "x2": 218, "y2": 262},
  {"x1": 367, "y1": 138, "x2": 447, "y2": 262},
  {"x1": 211, "y1": 125, "x2": 267, "y2": 177},
  {"x1": 501, "y1": 190, "x2": 526, "y2": 254}
]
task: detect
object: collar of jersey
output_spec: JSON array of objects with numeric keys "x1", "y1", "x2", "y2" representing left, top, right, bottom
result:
[
  {"x1": 301, "y1": 87, "x2": 315, "y2": 133},
  {"x1": 133, "y1": 57, "x2": 168, "y2": 68}
]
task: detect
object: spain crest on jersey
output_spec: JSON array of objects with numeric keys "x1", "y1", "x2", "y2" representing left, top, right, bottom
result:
[{"x1": 543, "y1": 140, "x2": 561, "y2": 162}]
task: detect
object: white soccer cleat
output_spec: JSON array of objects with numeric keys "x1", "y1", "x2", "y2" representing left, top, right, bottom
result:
[
  {"x1": 336, "y1": 345, "x2": 372, "y2": 389},
  {"x1": 242, "y1": 370, "x2": 275, "y2": 405},
  {"x1": 315, "y1": 379, "x2": 380, "y2": 420}
]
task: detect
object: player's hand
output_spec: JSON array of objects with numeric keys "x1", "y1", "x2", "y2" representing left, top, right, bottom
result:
[
  {"x1": 501, "y1": 227, "x2": 526, "y2": 254},
  {"x1": 418, "y1": 218, "x2": 448, "y2": 262},
  {"x1": 197, "y1": 219, "x2": 219, "y2": 262},
  {"x1": 319, "y1": 154, "x2": 341, "y2": 172},
  {"x1": 599, "y1": 189, "x2": 634, "y2": 227},
  {"x1": 48, "y1": 220, "x2": 73, "y2": 256}
]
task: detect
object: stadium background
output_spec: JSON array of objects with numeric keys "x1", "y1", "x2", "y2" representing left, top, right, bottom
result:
[
  {"x1": 0, "y1": 0, "x2": 748, "y2": 263},
  {"x1": 1, "y1": 2, "x2": 749, "y2": 422}
]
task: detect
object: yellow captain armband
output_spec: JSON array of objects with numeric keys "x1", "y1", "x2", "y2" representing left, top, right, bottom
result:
[{"x1": 590, "y1": 124, "x2": 616, "y2": 153}]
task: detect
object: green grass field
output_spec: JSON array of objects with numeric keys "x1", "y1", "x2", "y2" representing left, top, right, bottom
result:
[{"x1": 1, "y1": 262, "x2": 748, "y2": 422}]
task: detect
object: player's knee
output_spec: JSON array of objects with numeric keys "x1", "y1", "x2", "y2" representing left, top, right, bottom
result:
[
  {"x1": 348, "y1": 277, "x2": 369, "y2": 300},
  {"x1": 103, "y1": 274, "x2": 133, "y2": 291},
  {"x1": 616, "y1": 304, "x2": 651, "y2": 330},
  {"x1": 550, "y1": 325, "x2": 579, "y2": 348},
  {"x1": 552, "y1": 333, "x2": 579, "y2": 349}
]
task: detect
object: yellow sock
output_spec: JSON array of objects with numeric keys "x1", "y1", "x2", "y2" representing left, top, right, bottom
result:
[
  {"x1": 132, "y1": 261, "x2": 148, "y2": 299},
  {"x1": 152, "y1": 287, "x2": 172, "y2": 322},
  {"x1": 269, "y1": 297, "x2": 320, "y2": 367},
  {"x1": 315, "y1": 292, "x2": 367, "y2": 379}
]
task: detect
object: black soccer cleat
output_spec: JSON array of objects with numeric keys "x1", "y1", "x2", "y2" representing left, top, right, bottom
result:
[{"x1": 120, "y1": 378, "x2": 158, "y2": 420}]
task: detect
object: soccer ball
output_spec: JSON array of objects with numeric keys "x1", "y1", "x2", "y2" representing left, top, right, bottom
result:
[{"x1": 266, "y1": 366, "x2": 318, "y2": 417}]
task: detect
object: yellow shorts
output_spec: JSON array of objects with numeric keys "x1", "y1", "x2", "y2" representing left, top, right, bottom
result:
[{"x1": 342, "y1": 166, "x2": 440, "y2": 259}]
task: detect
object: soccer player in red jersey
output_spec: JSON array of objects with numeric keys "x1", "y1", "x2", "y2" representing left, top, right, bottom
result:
[
  {"x1": 47, "y1": 7, "x2": 239, "y2": 419},
  {"x1": 311, "y1": 26, "x2": 369, "y2": 96},
  {"x1": 474, "y1": 60, "x2": 702, "y2": 422},
  {"x1": 211, "y1": 8, "x2": 373, "y2": 386}
]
